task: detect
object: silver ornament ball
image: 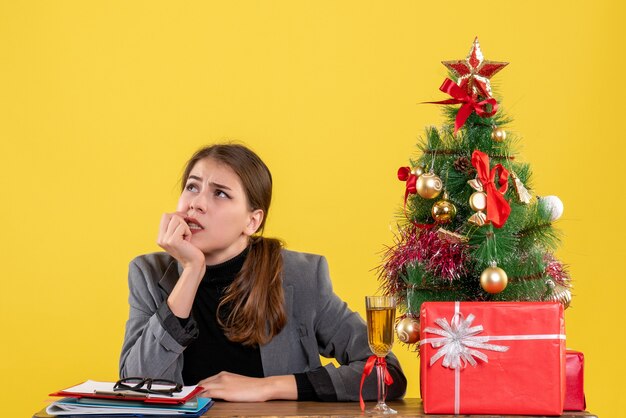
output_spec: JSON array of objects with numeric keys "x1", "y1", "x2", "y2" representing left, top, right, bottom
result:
[{"x1": 539, "y1": 195, "x2": 564, "y2": 221}]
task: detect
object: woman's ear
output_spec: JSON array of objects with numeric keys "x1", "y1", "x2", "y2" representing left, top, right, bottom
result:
[{"x1": 245, "y1": 209, "x2": 264, "y2": 236}]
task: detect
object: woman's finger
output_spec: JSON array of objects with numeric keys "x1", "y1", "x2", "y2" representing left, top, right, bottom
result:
[
  {"x1": 157, "y1": 213, "x2": 173, "y2": 243},
  {"x1": 198, "y1": 386, "x2": 226, "y2": 400},
  {"x1": 172, "y1": 223, "x2": 191, "y2": 243},
  {"x1": 197, "y1": 389, "x2": 212, "y2": 398},
  {"x1": 197, "y1": 372, "x2": 224, "y2": 386},
  {"x1": 164, "y1": 214, "x2": 186, "y2": 240}
]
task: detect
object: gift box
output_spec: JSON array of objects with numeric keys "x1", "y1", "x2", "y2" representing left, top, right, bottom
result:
[
  {"x1": 419, "y1": 301, "x2": 566, "y2": 415},
  {"x1": 565, "y1": 350, "x2": 586, "y2": 411}
]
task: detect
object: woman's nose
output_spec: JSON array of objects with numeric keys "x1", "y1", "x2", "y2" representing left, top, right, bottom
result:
[{"x1": 190, "y1": 195, "x2": 207, "y2": 213}]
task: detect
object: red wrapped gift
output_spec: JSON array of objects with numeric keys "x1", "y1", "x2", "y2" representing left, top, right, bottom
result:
[
  {"x1": 565, "y1": 350, "x2": 586, "y2": 411},
  {"x1": 419, "y1": 302, "x2": 566, "y2": 415}
]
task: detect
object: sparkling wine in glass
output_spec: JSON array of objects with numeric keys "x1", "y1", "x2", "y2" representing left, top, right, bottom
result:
[{"x1": 365, "y1": 296, "x2": 397, "y2": 414}]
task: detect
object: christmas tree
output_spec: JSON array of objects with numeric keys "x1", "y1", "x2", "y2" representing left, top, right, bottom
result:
[{"x1": 381, "y1": 38, "x2": 571, "y2": 345}]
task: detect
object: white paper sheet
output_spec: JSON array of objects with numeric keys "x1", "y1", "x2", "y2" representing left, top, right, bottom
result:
[{"x1": 60, "y1": 380, "x2": 198, "y2": 400}]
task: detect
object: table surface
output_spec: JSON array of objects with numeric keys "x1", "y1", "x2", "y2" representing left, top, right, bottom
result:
[{"x1": 33, "y1": 398, "x2": 598, "y2": 417}]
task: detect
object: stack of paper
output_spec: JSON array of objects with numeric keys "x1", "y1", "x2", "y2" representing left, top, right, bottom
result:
[
  {"x1": 47, "y1": 397, "x2": 212, "y2": 416},
  {"x1": 46, "y1": 380, "x2": 212, "y2": 417}
]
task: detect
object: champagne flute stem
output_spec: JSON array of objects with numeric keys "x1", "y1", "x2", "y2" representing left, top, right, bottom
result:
[{"x1": 376, "y1": 357, "x2": 387, "y2": 407}]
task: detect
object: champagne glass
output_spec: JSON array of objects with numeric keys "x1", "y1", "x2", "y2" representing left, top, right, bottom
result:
[{"x1": 365, "y1": 296, "x2": 397, "y2": 414}]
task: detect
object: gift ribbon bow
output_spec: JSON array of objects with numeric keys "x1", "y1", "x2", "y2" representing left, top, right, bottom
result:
[
  {"x1": 359, "y1": 355, "x2": 394, "y2": 412},
  {"x1": 426, "y1": 78, "x2": 498, "y2": 135},
  {"x1": 471, "y1": 150, "x2": 511, "y2": 228},
  {"x1": 421, "y1": 313, "x2": 509, "y2": 369},
  {"x1": 397, "y1": 166, "x2": 417, "y2": 207}
]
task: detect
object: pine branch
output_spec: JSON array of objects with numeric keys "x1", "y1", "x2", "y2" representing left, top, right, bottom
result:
[{"x1": 517, "y1": 202, "x2": 562, "y2": 251}]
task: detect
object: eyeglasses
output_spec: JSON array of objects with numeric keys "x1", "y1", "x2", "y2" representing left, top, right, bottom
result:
[{"x1": 113, "y1": 377, "x2": 183, "y2": 396}]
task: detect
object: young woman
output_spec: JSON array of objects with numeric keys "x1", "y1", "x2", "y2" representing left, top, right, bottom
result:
[{"x1": 119, "y1": 144, "x2": 407, "y2": 402}]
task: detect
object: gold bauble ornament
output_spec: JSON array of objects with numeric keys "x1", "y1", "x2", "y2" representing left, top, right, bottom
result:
[
  {"x1": 491, "y1": 127, "x2": 507, "y2": 142},
  {"x1": 415, "y1": 172, "x2": 443, "y2": 199},
  {"x1": 554, "y1": 284, "x2": 572, "y2": 309},
  {"x1": 411, "y1": 166, "x2": 425, "y2": 177},
  {"x1": 469, "y1": 191, "x2": 487, "y2": 212},
  {"x1": 432, "y1": 198, "x2": 457, "y2": 224},
  {"x1": 545, "y1": 279, "x2": 572, "y2": 309},
  {"x1": 480, "y1": 265, "x2": 508, "y2": 294},
  {"x1": 396, "y1": 316, "x2": 420, "y2": 344}
]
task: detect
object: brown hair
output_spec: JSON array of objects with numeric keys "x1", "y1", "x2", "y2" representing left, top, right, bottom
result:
[{"x1": 181, "y1": 144, "x2": 285, "y2": 346}]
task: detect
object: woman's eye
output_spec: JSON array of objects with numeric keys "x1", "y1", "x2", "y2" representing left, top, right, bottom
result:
[
  {"x1": 215, "y1": 190, "x2": 230, "y2": 199},
  {"x1": 185, "y1": 183, "x2": 199, "y2": 192}
]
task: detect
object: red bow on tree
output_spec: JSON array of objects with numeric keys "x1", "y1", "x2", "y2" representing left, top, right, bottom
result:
[
  {"x1": 471, "y1": 150, "x2": 511, "y2": 228},
  {"x1": 427, "y1": 78, "x2": 498, "y2": 135},
  {"x1": 359, "y1": 355, "x2": 394, "y2": 412},
  {"x1": 397, "y1": 166, "x2": 417, "y2": 207}
]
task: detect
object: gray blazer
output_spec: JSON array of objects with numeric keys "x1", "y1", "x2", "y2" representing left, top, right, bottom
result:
[{"x1": 119, "y1": 249, "x2": 406, "y2": 401}]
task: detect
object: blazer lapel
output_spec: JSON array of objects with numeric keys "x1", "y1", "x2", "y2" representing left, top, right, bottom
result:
[{"x1": 158, "y1": 259, "x2": 181, "y2": 295}]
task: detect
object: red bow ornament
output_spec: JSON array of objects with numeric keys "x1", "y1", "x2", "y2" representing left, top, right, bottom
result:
[
  {"x1": 427, "y1": 79, "x2": 498, "y2": 135},
  {"x1": 398, "y1": 166, "x2": 418, "y2": 207},
  {"x1": 359, "y1": 355, "x2": 394, "y2": 412},
  {"x1": 468, "y1": 150, "x2": 511, "y2": 228}
]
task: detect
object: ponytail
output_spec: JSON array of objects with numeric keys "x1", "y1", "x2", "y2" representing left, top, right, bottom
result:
[{"x1": 217, "y1": 237, "x2": 286, "y2": 346}]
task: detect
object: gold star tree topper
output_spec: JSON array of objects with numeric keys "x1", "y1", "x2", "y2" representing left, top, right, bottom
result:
[{"x1": 442, "y1": 37, "x2": 508, "y2": 99}]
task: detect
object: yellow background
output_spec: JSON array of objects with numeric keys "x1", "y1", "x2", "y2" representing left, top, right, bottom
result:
[{"x1": 1, "y1": 1, "x2": 624, "y2": 417}]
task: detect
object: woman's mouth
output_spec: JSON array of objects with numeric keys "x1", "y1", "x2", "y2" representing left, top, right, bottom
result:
[{"x1": 185, "y1": 218, "x2": 204, "y2": 234}]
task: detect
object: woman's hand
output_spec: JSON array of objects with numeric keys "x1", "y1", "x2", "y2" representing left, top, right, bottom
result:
[
  {"x1": 197, "y1": 372, "x2": 297, "y2": 402},
  {"x1": 157, "y1": 212, "x2": 205, "y2": 272},
  {"x1": 158, "y1": 212, "x2": 206, "y2": 319}
]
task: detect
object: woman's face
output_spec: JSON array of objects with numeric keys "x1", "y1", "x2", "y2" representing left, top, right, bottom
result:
[{"x1": 177, "y1": 157, "x2": 263, "y2": 265}]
